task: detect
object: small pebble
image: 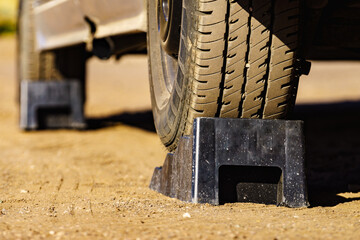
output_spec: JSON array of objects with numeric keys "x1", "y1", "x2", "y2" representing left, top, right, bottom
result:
[
  {"x1": 183, "y1": 212, "x2": 191, "y2": 218},
  {"x1": 20, "y1": 189, "x2": 29, "y2": 193}
]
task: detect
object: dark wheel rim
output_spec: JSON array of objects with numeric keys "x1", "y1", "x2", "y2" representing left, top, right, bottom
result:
[
  {"x1": 150, "y1": 0, "x2": 182, "y2": 109},
  {"x1": 158, "y1": 0, "x2": 182, "y2": 58}
]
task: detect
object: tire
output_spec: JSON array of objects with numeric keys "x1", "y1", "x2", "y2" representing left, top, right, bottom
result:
[
  {"x1": 17, "y1": 0, "x2": 87, "y2": 101},
  {"x1": 149, "y1": 0, "x2": 302, "y2": 151}
]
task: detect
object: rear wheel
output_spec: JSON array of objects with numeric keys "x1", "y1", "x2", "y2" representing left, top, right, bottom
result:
[
  {"x1": 148, "y1": 0, "x2": 302, "y2": 151},
  {"x1": 17, "y1": 0, "x2": 86, "y2": 100}
]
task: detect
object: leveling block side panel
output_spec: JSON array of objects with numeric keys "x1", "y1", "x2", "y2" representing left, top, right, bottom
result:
[
  {"x1": 20, "y1": 80, "x2": 86, "y2": 130},
  {"x1": 149, "y1": 118, "x2": 309, "y2": 208},
  {"x1": 150, "y1": 136, "x2": 193, "y2": 202}
]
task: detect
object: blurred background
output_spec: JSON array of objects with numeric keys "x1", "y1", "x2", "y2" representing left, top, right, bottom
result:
[{"x1": 0, "y1": 0, "x2": 17, "y2": 35}]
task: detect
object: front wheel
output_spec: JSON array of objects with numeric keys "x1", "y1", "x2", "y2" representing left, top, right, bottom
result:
[{"x1": 148, "y1": 0, "x2": 302, "y2": 151}]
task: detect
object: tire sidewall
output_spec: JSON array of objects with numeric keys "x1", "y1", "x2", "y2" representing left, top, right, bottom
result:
[{"x1": 147, "y1": 0, "x2": 195, "y2": 151}]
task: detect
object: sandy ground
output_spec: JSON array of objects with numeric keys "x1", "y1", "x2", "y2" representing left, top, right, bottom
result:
[{"x1": 1, "y1": 36, "x2": 360, "y2": 239}]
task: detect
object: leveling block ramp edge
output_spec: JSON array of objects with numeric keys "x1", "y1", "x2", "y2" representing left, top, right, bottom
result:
[
  {"x1": 20, "y1": 80, "x2": 86, "y2": 130},
  {"x1": 150, "y1": 118, "x2": 309, "y2": 208}
]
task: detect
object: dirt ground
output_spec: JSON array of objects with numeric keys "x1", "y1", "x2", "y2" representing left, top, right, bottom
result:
[{"x1": 1, "y1": 36, "x2": 360, "y2": 239}]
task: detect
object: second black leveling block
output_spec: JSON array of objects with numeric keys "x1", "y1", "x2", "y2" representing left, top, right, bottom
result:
[
  {"x1": 150, "y1": 118, "x2": 309, "y2": 208},
  {"x1": 20, "y1": 80, "x2": 85, "y2": 130}
]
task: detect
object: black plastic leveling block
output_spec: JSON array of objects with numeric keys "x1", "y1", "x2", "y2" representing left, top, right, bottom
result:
[
  {"x1": 150, "y1": 118, "x2": 309, "y2": 208},
  {"x1": 20, "y1": 80, "x2": 85, "y2": 130}
]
